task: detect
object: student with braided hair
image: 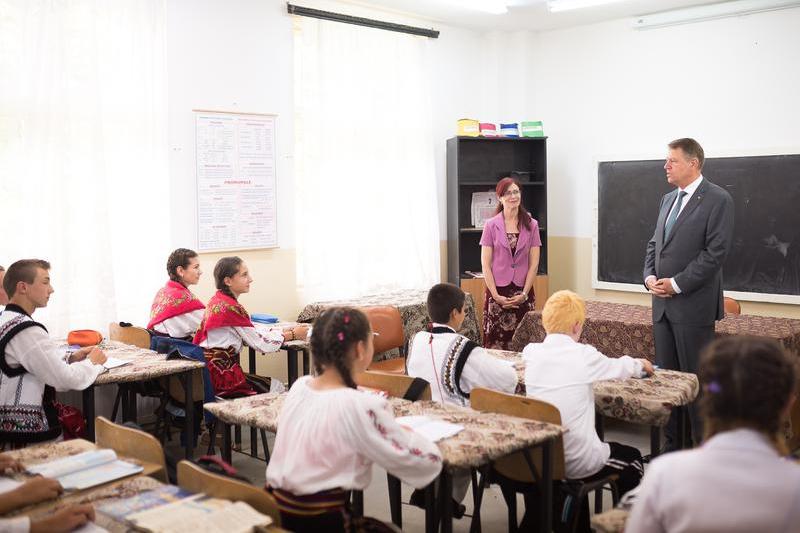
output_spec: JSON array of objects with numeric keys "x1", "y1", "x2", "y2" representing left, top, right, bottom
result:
[
  {"x1": 266, "y1": 307, "x2": 442, "y2": 532},
  {"x1": 194, "y1": 256, "x2": 307, "y2": 397},
  {"x1": 627, "y1": 336, "x2": 800, "y2": 533}
]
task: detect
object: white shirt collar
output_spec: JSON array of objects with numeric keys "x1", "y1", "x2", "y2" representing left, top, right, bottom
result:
[
  {"x1": 431, "y1": 322, "x2": 456, "y2": 332},
  {"x1": 541, "y1": 333, "x2": 577, "y2": 345},
  {"x1": 703, "y1": 428, "x2": 781, "y2": 457},
  {"x1": 679, "y1": 174, "x2": 703, "y2": 197}
]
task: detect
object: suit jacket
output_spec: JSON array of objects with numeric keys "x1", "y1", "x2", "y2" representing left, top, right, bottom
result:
[
  {"x1": 643, "y1": 178, "x2": 734, "y2": 326},
  {"x1": 479, "y1": 212, "x2": 542, "y2": 287}
]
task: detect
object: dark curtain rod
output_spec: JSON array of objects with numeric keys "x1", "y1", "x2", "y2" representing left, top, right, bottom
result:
[{"x1": 287, "y1": 3, "x2": 440, "y2": 38}]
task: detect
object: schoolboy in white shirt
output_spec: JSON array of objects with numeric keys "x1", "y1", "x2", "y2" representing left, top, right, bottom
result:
[
  {"x1": 521, "y1": 290, "x2": 653, "y2": 531},
  {"x1": 407, "y1": 282, "x2": 517, "y2": 513}
]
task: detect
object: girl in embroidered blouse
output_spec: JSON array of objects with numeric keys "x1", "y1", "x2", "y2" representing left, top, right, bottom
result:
[
  {"x1": 266, "y1": 307, "x2": 442, "y2": 532},
  {"x1": 194, "y1": 257, "x2": 307, "y2": 397},
  {"x1": 480, "y1": 177, "x2": 542, "y2": 350},
  {"x1": 147, "y1": 248, "x2": 205, "y2": 340}
]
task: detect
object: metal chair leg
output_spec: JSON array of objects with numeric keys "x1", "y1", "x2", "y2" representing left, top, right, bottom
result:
[{"x1": 259, "y1": 429, "x2": 270, "y2": 462}]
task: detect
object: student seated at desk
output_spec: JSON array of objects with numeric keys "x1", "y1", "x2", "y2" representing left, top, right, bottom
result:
[
  {"x1": 521, "y1": 290, "x2": 652, "y2": 532},
  {"x1": 266, "y1": 307, "x2": 442, "y2": 533},
  {"x1": 407, "y1": 283, "x2": 517, "y2": 511},
  {"x1": 1, "y1": 454, "x2": 95, "y2": 533},
  {"x1": 409, "y1": 283, "x2": 517, "y2": 407},
  {"x1": 0, "y1": 260, "x2": 107, "y2": 449},
  {"x1": 626, "y1": 336, "x2": 800, "y2": 533},
  {"x1": 194, "y1": 257, "x2": 307, "y2": 397},
  {"x1": 147, "y1": 248, "x2": 205, "y2": 340}
]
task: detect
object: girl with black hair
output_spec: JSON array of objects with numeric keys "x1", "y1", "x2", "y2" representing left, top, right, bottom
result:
[
  {"x1": 194, "y1": 257, "x2": 307, "y2": 397},
  {"x1": 626, "y1": 336, "x2": 800, "y2": 532},
  {"x1": 266, "y1": 307, "x2": 442, "y2": 532}
]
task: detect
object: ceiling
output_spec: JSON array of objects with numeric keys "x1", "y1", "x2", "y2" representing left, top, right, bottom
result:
[{"x1": 344, "y1": 0, "x2": 728, "y2": 31}]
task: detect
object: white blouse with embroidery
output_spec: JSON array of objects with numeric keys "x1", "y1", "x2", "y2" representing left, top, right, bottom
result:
[
  {"x1": 152, "y1": 309, "x2": 204, "y2": 339},
  {"x1": 198, "y1": 325, "x2": 283, "y2": 353},
  {"x1": 266, "y1": 376, "x2": 443, "y2": 494}
]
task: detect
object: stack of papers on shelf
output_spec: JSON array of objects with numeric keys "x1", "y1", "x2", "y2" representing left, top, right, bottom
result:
[
  {"x1": 396, "y1": 415, "x2": 464, "y2": 442},
  {"x1": 471, "y1": 191, "x2": 497, "y2": 228},
  {"x1": 27, "y1": 449, "x2": 143, "y2": 490},
  {"x1": 126, "y1": 495, "x2": 272, "y2": 533}
]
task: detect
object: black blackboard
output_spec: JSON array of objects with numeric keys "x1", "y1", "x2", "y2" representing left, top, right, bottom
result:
[{"x1": 597, "y1": 155, "x2": 800, "y2": 296}]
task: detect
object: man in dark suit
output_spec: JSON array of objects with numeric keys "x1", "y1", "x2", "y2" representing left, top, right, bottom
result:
[{"x1": 643, "y1": 138, "x2": 734, "y2": 450}]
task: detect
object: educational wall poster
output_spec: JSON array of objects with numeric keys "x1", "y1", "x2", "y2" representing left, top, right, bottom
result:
[{"x1": 195, "y1": 110, "x2": 277, "y2": 252}]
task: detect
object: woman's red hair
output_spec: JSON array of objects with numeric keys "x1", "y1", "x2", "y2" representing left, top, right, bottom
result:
[{"x1": 495, "y1": 177, "x2": 532, "y2": 231}]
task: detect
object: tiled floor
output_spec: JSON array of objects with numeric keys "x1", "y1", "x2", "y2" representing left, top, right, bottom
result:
[{"x1": 173, "y1": 418, "x2": 652, "y2": 532}]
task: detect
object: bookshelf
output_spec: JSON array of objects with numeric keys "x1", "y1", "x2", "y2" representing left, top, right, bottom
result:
[{"x1": 446, "y1": 136, "x2": 549, "y2": 316}]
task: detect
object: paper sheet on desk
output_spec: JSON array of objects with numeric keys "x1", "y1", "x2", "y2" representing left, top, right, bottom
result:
[
  {"x1": 0, "y1": 477, "x2": 22, "y2": 494},
  {"x1": 103, "y1": 357, "x2": 131, "y2": 369},
  {"x1": 396, "y1": 415, "x2": 463, "y2": 442}
]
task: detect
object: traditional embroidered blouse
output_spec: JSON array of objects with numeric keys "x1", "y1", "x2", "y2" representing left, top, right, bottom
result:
[
  {"x1": 194, "y1": 291, "x2": 283, "y2": 353},
  {"x1": 266, "y1": 376, "x2": 442, "y2": 495},
  {"x1": 407, "y1": 323, "x2": 517, "y2": 407},
  {"x1": 0, "y1": 305, "x2": 103, "y2": 444}
]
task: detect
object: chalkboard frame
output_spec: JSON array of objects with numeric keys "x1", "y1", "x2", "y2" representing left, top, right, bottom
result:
[{"x1": 591, "y1": 150, "x2": 800, "y2": 305}]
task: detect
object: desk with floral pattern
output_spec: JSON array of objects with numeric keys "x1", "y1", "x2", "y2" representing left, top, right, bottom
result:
[
  {"x1": 297, "y1": 289, "x2": 481, "y2": 361},
  {"x1": 1, "y1": 439, "x2": 286, "y2": 532},
  {"x1": 205, "y1": 392, "x2": 563, "y2": 533},
  {"x1": 63, "y1": 339, "x2": 204, "y2": 458},
  {"x1": 487, "y1": 348, "x2": 699, "y2": 457},
  {"x1": 509, "y1": 300, "x2": 800, "y2": 358}
]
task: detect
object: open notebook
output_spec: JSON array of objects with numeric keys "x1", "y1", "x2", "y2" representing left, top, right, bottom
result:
[
  {"x1": 27, "y1": 449, "x2": 143, "y2": 490},
  {"x1": 124, "y1": 495, "x2": 272, "y2": 532}
]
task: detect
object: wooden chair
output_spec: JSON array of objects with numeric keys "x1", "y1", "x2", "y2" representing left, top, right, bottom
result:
[
  {"x1": 354, "y1": 370, "x2": 431, "y2": 401},
  {"x1": 724, "y1": 296, "x2": 742, "y2": 315},
  {"x1": 108, "y1": 323, "x2": 158, "y2": 424},
  {"x1": 470, "y1": 388, "x2": 618, "y2": 533},
  {"x1": 177, "y1": 460, "x2": 281, "y2": 526},
  {"x1": 362, "y1": 306, "x2": 407, "y2": 374},
  {"x1": 108, "y1": 323, "x2": 151, "y2": 349},
  {"x1": 94, "y1": 416, "x2": 168, "y2": 482},
  {"x1": 354, "y1": 370, "x2": 431, "y2": 527}
]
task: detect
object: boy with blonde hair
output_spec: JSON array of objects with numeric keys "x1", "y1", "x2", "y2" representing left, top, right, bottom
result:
[{"x1": 522, "y1": 290, "x2": 652, "y2": 531}]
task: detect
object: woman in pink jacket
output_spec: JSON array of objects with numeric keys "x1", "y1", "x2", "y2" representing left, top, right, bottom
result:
[{"x1": 479, "y1": 177, "x2": 542, "y2": 349}]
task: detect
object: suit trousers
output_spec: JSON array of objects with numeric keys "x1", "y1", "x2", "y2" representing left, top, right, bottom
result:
[{"x1": 653, "y1": 318, "x2": 715, "y2": 448}]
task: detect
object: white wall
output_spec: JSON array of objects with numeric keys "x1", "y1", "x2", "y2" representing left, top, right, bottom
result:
[
  {"x1": 525, "y1": 7, "x2": 800, "y2": 238},
  {"x1": 165, "y1": 0, "x2": 505, "y2": 314},
  {"x1": 167, "y1": 0, "x2": 296, "y2": 248}
]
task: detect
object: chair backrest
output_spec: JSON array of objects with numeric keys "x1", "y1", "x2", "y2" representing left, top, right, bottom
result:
[
  {"x1": 108, "y1": 323, "x2": 151, "y2": 349},
  {"x1": 360, "y1": 306, "x2": 404, "y2": 354},
  {"x1": 94, "y1": 416, "x2": 168, "y2": 482},
  {"x1": 354, "y1": 370, "x2": 431, "y2": 401},
  {"x1": 470, "y1": 388, "x2": 566, "y2": 482},
  {"x1": 176, "y1": 460, "x2": 281, "y2": 526},
  {"x1": 724, "y1": 296, "x2": 741, "y2": 316}
]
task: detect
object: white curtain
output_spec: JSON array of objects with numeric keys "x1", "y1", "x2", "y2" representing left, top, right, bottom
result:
[
  {"x1": 0, "y1": 0, "x2": 168, "y2": 337},
  {"x1": 293, "y1": 15, "x2": 441, "y2": 302}
]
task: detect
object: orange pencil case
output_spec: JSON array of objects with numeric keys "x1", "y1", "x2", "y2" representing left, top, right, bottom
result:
[{"x1": 67, "y1": 330, "x2": 104, "y2": 347}]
